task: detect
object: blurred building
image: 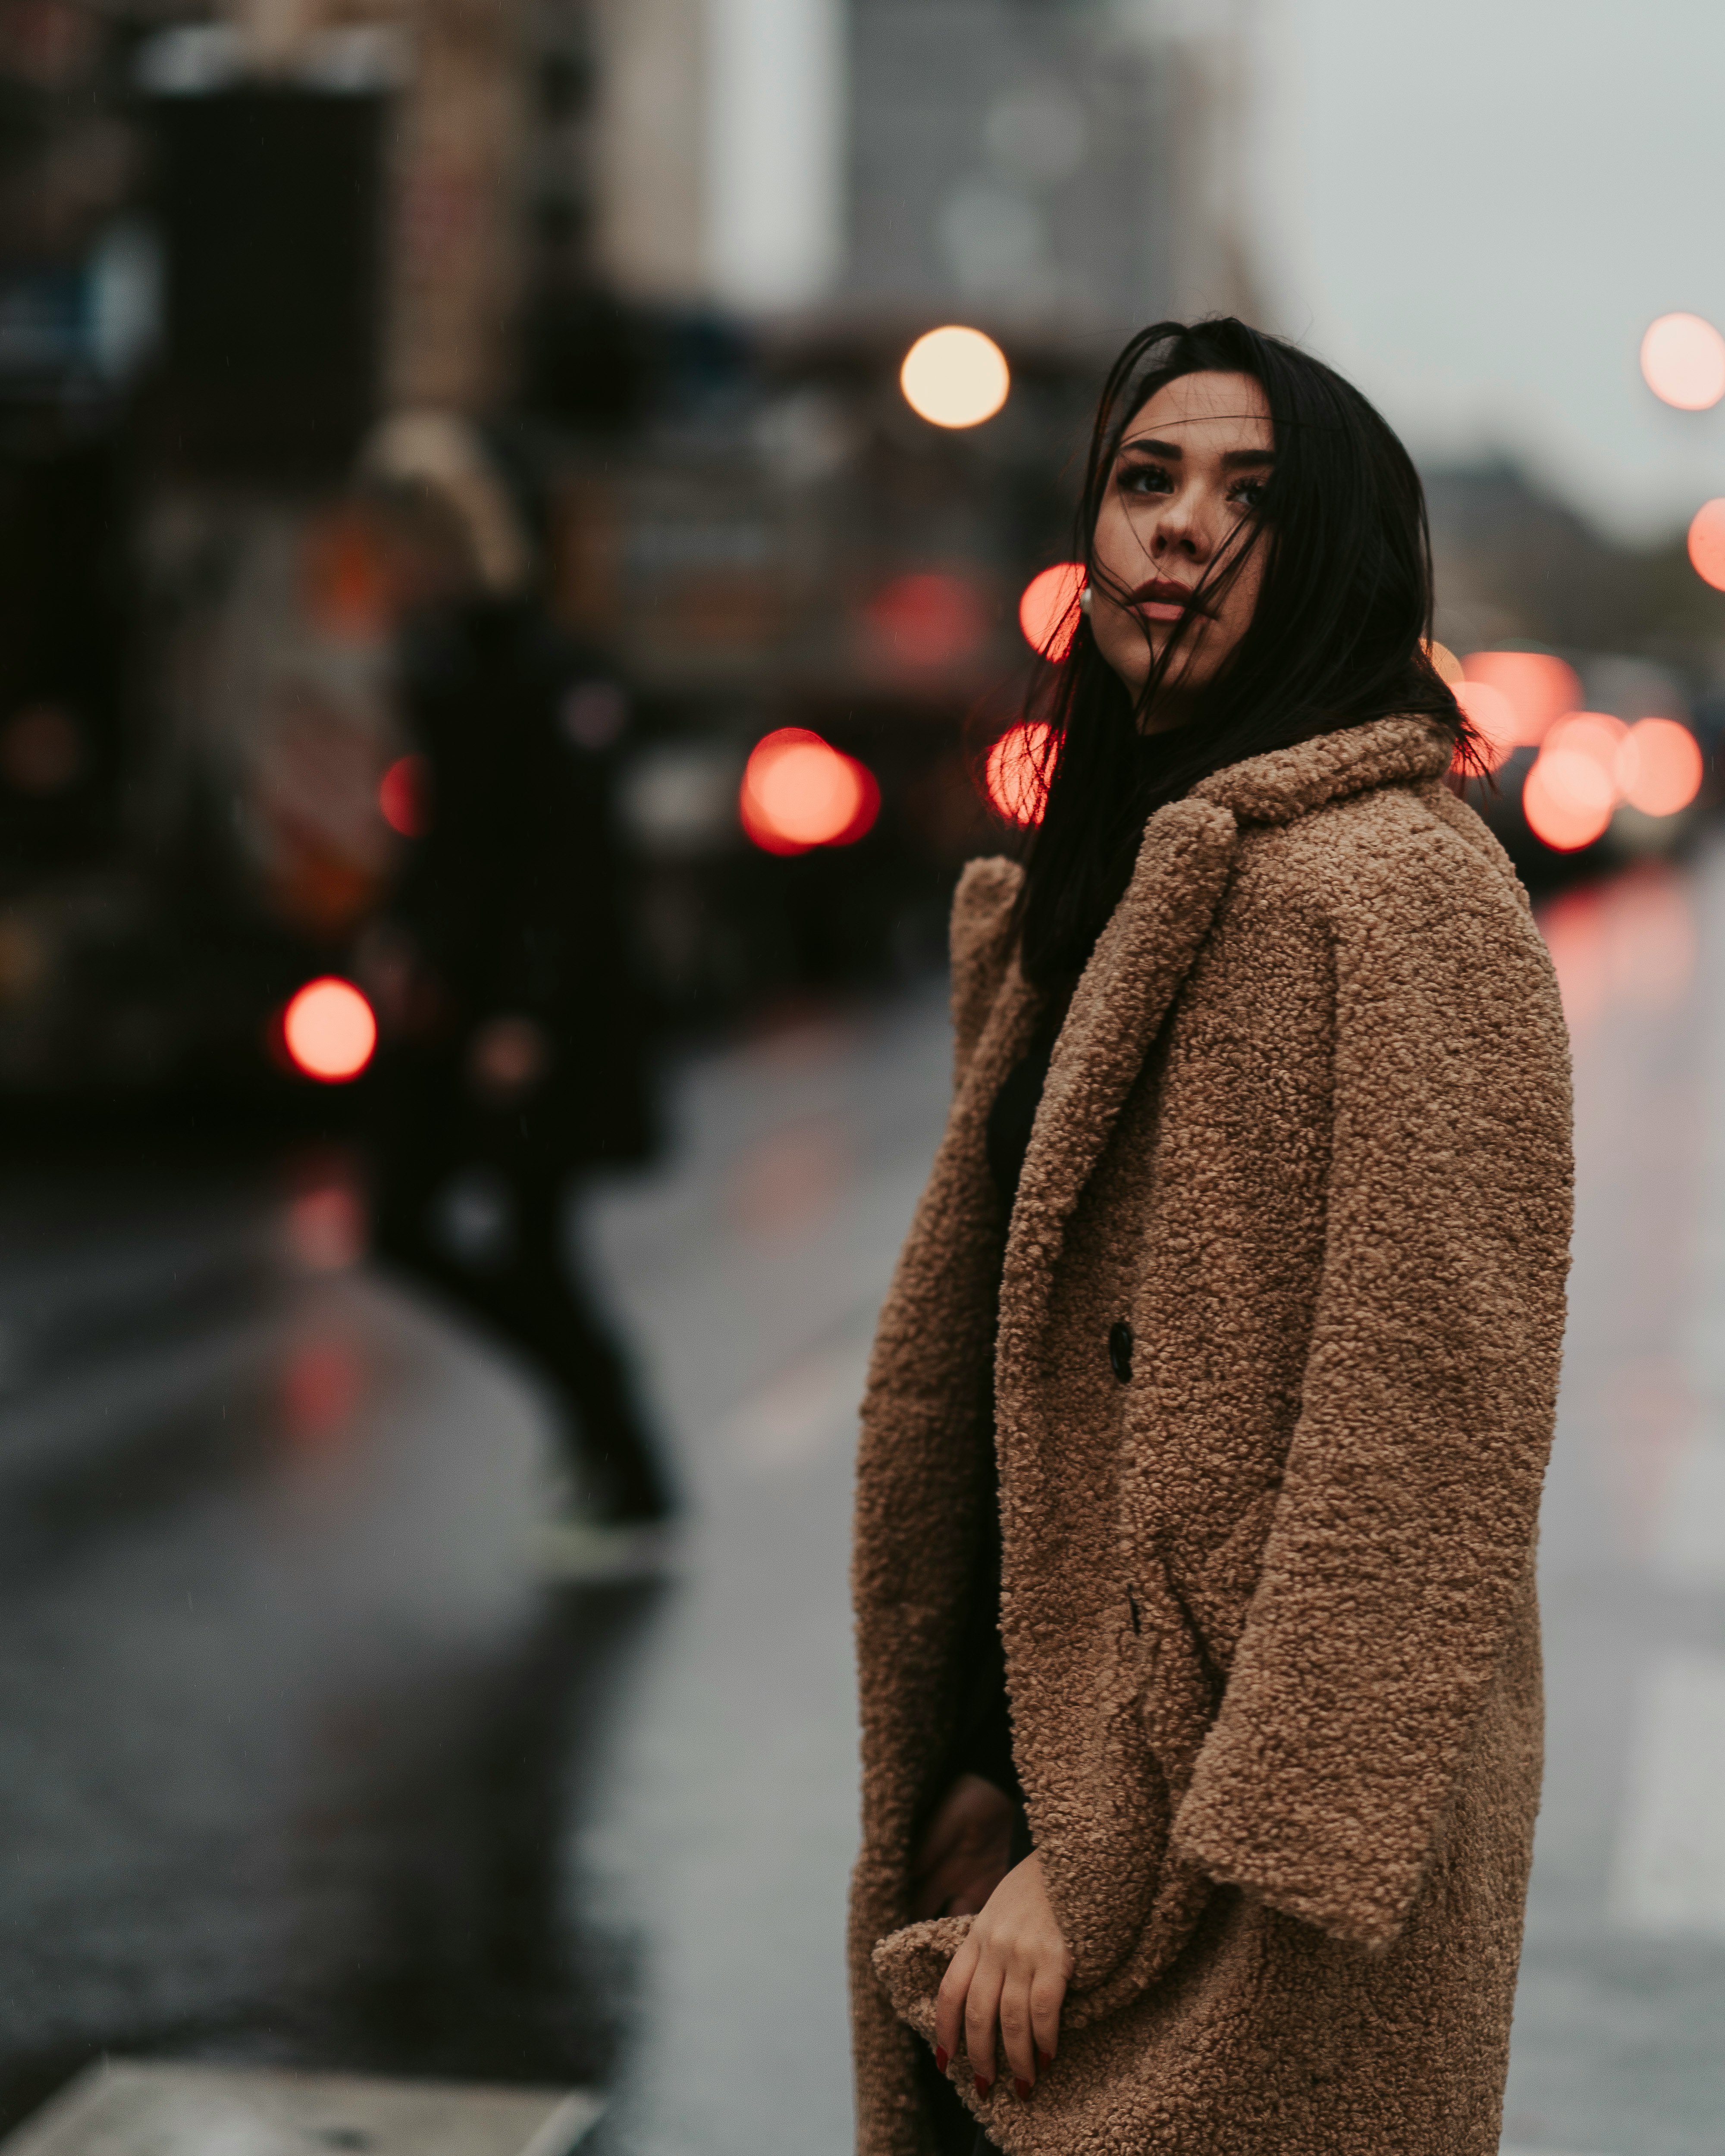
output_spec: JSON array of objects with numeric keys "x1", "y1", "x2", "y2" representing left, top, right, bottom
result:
[
  {"x1": 0, "y1": 0, "x2": 1275, "y2": 1115},
  {"x1": 844, "y1": 0, "x2": 1259, "y2": 331}
]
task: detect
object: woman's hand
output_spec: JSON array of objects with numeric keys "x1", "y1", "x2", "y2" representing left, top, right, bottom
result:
[
  {"x1": 912, "y1": 1773, "x2": 1014, "y2": 1919},
  {"x1": 934, "y1": 1851, "x2": 1073, "y2": 2100}
]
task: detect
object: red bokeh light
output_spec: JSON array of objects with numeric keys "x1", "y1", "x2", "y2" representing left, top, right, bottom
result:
[
  {"x1": 1521, "y1": 716, "x2": 1625, "y2": 852},
  {"x1": 1018, "y1": 563, "x2": 1086, "y2": 662},
  {"x1": 1616, "y1": 718, "x2": 1704, "y2": 817},
  {"x1": 282, "y1": 978, "x2": 378, "y2": 1082},
  {"x1": 1518, "y1": 708, "x2": 1702, "y2": 851},
  {"x1": 379, "y1": 753, "x2": 430, "y2": 837},
  {"x1": 985, "y1": 721, "x2": 1057, "y2": 826},
  {"x1": 1687, "y1": 499, "x2": 1725, "y2": 592},
  {"x1": 862, "y1": 572, "x2": 991, "y2": 669},
  {"x1": 1640, "y1": 313, "x2": 1725, "y2": 411},
  {"x1": 1523, "y1": 749, "x2": 1615, "y2": 852},
  {"x1": 1460, "y1": 651, "x2": 1582, "y2": 751},
  {"x1": 740, "y1": 728, "x2": 880, "y2": 854},
  {"x1": 1544, "y1": 710, "x2": 1628, "y2": 765}
]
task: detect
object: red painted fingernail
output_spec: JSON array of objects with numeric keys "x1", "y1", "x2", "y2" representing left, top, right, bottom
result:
[
  {"x1": 974, "y1": 2075, "x2": 991, "y2": 2099},
  {"x1": 1014, "y1": 2078, "x2": 1032, "y2": 2100},
  {"x1": 934, "y1": 2048, "x2": 948, "y2": 2074},
  {"x1": 1037, "y1": 2049, "x2": 1053, "y2": 2069}
]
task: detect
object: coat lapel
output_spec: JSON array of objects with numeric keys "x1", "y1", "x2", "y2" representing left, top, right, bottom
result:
[{"x1": 998, "y1": 794, "x2": 1240, "y2": 1333}]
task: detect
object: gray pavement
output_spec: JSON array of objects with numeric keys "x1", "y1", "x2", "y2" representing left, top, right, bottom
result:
[{"x1": 0, "y1": 852, "x2": 1722, "y2": 2155}]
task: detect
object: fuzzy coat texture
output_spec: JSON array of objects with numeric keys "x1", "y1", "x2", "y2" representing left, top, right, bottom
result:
[{"x1": 848, "y1": 717, "x2": 1573, "y2": 2156}]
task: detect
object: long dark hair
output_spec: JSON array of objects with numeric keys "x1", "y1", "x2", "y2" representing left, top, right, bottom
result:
[{"x1": 1013, "y1": 317, "x2": 1481, "y2": 987}]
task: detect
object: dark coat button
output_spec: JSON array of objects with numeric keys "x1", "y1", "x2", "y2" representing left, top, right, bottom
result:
[{"x1": 1108, "y1": 1320, "x2": 1133, "y2": 1383}]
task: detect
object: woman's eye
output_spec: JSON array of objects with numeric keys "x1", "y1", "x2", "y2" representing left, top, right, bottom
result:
[
  {"x1": 1119, "y1": 463, "x2": 1172, "y2": 496},
  {"x1": 1230, "y1": 476, "x2": 1267, "y2": 509}
]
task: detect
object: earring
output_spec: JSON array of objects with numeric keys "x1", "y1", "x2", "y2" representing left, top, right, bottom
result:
[{"x1": 1079, "y1": 585, "x2": 1093, "y2": 614}]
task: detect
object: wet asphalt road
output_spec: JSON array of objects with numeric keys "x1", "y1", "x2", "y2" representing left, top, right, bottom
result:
[
  {"x1": 0, "y1": 985, "x2": 947, "y2": 2156},
  {"x1": 0, "y1": 856, "x2": 1722, "y2": 2156}
]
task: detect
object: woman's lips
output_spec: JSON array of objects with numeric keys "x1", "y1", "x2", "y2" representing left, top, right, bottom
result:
[{"x1": 1129, "y1": 580, "x2": 1209, "y2": 624}]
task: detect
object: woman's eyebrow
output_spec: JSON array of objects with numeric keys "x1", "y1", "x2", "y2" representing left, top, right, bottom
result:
[{"x1": 1116, "y1": 439, "x2": 1276, "y2": 466}]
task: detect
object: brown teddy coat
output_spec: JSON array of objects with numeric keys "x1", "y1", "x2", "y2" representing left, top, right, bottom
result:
[{"x1": 848, "y1": 716, "x2": 1573, "y2": 2155}]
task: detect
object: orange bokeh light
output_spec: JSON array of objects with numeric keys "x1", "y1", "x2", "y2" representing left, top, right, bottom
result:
[
  {"x1": 1640, "y1": 313, "x2": 1725, "y2": 411},
  {"x1": 1018, "y1": 563, "x2": 1086, "y2": 661},
  {"x1": 1616, "y1": 717, "x2": 1704, "y2": 817},
  {"x1": 1453, "y1": 679, "x2": 1518, "y2": 770},
  {"x1": 1460, "y1": 651, "x2": 1582, "y2": 750},
  {"x1": 900, "y1": 326, "x2": 1011, "y2": 429},
  {"x1": 1424, "y1": 639, "x2": 1465, "y2": 686},
  {"x1": 282, "y1": 978, "x2": 378, "y2": 1082},
  {"x1": 740, "y1": 727, "x2": 880, "y2": 855},
  {"x1": 378, "y1": 753, "x2": 430, "y2": 837},
  {"x1": 985, "y1": 721, "x2": 1057, "y2": 825},
  {"x1": 1687, "y1": 499, "x2": 1725, "y2": 592}
]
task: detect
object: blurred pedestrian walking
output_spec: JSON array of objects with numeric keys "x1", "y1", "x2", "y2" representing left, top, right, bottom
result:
[{"x1": 356, "y1": 412, "x2": 675, "y2": 1570}]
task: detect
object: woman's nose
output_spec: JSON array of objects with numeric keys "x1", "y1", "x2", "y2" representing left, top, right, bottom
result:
[{"x1": 1152, "y1": 491, "x2": 1212, "y2": 561}]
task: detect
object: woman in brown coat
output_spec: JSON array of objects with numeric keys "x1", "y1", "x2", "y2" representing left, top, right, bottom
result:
[{"x1": 849, "y1": 319, "x2": 1573, "y2": 2155}]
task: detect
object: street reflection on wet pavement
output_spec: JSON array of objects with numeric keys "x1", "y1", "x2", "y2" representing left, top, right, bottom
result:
[
  {"x1": 1505, "y1": 852, "x2": 1725, "y2": 2156},
  {"x1": 1, "y1": 849, "x2": 1724, "y2": 2156}
]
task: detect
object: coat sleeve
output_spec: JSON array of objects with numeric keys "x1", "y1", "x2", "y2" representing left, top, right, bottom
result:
[{"x1": 1167, "y1": 819, "x2": 1573, "y2": 1950}]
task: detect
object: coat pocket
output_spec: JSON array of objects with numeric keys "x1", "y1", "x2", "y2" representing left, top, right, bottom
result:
[
  {"x1": 1162, "y1": 1483, "x2": 1283, "y2": 1675},
  {"x1": 1128, "y1": 1554, "x2": 1224, "y2": 1803}
]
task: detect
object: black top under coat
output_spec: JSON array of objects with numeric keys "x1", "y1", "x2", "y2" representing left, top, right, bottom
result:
[{"x1": 946, "y1": 1028, "x2": 1059, "y2": 1805}]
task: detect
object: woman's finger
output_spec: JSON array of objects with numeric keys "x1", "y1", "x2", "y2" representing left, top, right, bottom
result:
[
  {"x1": 997, "y1": 1962, "x2": 1038, "y2": 2090},
  {"x1": 963, "y1": 1945, "x2": 1006, "y2": 2093},
  {"x1": 933, "y1": 1930, "x2": 980, "y2": 2068},
  {"x1": 1028, "y1": 1957, "x2": 1069, "y2": 2074}
]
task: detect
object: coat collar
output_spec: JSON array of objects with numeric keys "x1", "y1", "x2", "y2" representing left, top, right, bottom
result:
[
  {"x1": 1191, "y1": 714, "x2": 1453, "y2": 824},
  {"x1": 950, "y1": 718, "x2": 1455, "y2": 990}
]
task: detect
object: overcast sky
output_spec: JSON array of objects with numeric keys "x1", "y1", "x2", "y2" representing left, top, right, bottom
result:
[{"x1": 1246, "y1": 0, "x2": 1725, "y2": 541}]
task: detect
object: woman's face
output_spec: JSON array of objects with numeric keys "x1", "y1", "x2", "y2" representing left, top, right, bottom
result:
[{"x1": 1088, "y1": 369, "x2": 1273, "y2": 725}]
